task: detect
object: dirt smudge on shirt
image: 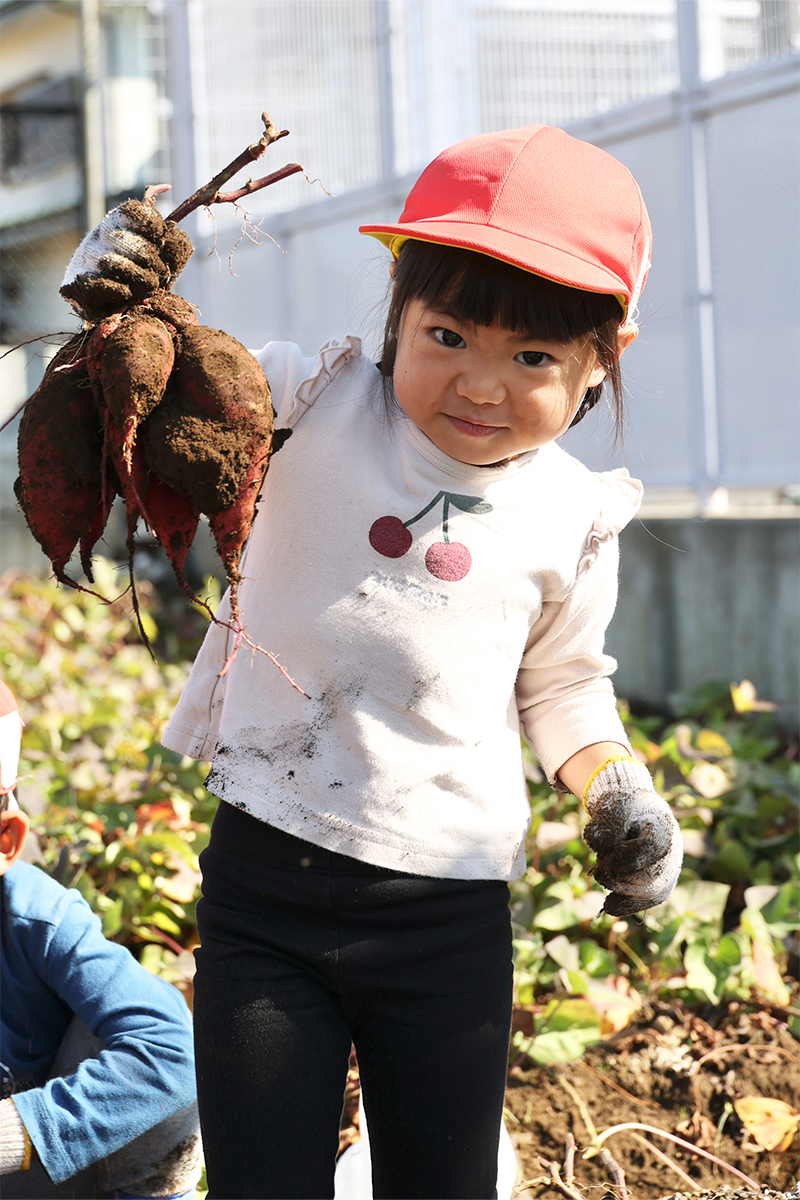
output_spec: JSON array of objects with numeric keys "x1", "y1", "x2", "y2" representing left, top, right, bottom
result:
[{"x1": 207, "y1": 677, "x2": 366, "y2": 791}]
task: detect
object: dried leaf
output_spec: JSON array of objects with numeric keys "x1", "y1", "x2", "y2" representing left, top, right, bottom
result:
[
  {"x1": 159, "y1": 851, "x2": 202, "y2": 903},
  {"x1": 694, "y1": 728, "x2": 733, "y2": 757},
  {"x1": 584, "y1": 981, "x2": 640, "y2": 1034},
  {"x1": 734, "y1": 1096, "x2": 800, "y2": 1151},
  {"x1": 136, "y1": 798, "x2": 193, "y2": 832},
  {"x1": 676, "y1": 1110, "x2": 717, "y2": 1150},
  {"x1": 687, "y1": 761, "x2": 732, "y2": 799},
  {"x1": 730, "y1": 679, "x2": 776, "y2": 713},
  {"x1": 752, "y1": 936, "x2": 791, "y2": 1005},
  {"x1": 535, "y1": 818, "x2": 580, "y2": 851}
]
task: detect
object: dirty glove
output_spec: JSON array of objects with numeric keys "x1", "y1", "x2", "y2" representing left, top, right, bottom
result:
[
  {"x1": 583, "y1": 757, "x2": 683, "y2": 917},
  {"x1": 60, "y1": 200, "x2": 193, "y2": 323}
]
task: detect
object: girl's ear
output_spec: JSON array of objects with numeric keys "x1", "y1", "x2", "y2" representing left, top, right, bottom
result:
[
  {"x1": 586, "y1": 357, "x2": 607, "y2": 389},
  {"x1": 0, "y1": 809, "x2": 29, "y2": 875},
  {"x1": 617, "y1": 326, "x2": 638, "y2": 356}
]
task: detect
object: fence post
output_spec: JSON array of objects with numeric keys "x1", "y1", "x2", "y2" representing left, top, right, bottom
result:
[
  {"x1": 80, "y1": 0, "x2": 106, "y2": 232},
  {"x1": 677, "y1": 0, "x2": 721, "y2": 503}
]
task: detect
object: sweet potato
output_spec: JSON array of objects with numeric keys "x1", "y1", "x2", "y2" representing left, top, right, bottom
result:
[
  {"x1": 21, "y1": 207, "x2": 281, "y2": 672},
  {"x1": 102, "y1": 409, "x2": 150, "y2": 523},
  {"x1": 79, "y1": 460, "x2": 120, "y2": 580},
  {"x1": 15, "y1": 335, "x2": 105, "y2": 584},
  {"x1": 143, "y1": 472, "x2": 200, "y2": 595},
  {"x1": 207, "y1": 441, "x2": 271, "y2": 589},
  {"x1": 143, "y1": 294, "x2": 200, "y2": 333},
  {"x1": 141, "y1": 389, "x2": 261, "y2": 515},
  {"x1": 140, "y1": 325, "x2": 273, "y2": 623},
  {"x1": 100, "y1": 313, "x2": 175, "y2": 463},
  {"x1": 166, "y1": 325, "x2": 272, "y2": 423}
]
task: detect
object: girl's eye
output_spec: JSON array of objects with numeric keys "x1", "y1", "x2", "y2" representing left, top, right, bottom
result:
[
  {"x1": 515, "y1": 350, "x2": 550, "y2": 367},
  {"x1": 433, "y1": 327, "x2": 465, "y2": 349}
]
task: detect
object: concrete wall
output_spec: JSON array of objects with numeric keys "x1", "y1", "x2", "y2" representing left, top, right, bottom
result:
[{"x1": 609, "y1": 517, "x2": 800, "y2": 712}]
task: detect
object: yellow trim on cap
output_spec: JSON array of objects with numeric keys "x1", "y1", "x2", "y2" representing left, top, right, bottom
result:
[{"x1": 581, "y1": 754, "x2": 637, "y2": 813}]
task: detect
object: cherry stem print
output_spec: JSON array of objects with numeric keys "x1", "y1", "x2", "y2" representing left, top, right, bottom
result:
[{"x1": 369, "y1": 491, "x2": 492, "y2": 582}]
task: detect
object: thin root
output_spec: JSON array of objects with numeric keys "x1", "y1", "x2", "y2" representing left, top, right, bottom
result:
[
  {"x1": 598, "y1": 1148, "x2": 628, "y2": 1200},
  {"x1": 302, "y1": 170, "x2": 335, "y2": 197},
  {"x1": 542, "y1": 1158, "x2": 585, "y2": 1200},
  {"x1": 562, "y1": 1132, "x2": 576, "y2": 1187},
  {"x1": 163, "y1": 567, "x2": 308, "y2": 696},
  {"x1": 627, "y1": 1131, "x2": 701, "y2": 1193},
  {"x1": 53, "y1": 565, "x2": 107, "y2": 602},
  {"x1": 215, "y1": 615, "x2": 308, "y2": 696},
  {"x1": 587, "y1": 1121, "x2": 761, "y2": 1192},
  {"x1": 227, "y1": 205, "x2": 287, "y2": 275},
  {"x1": 126, "y1": 532, "x2": 156, "y2": 662}
]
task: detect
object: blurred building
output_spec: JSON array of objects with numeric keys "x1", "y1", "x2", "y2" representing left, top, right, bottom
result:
[{"x1": 1, "y1": 0, "x2": 798, "y2": 709}]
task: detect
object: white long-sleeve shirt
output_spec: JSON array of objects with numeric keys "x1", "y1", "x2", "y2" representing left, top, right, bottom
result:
[{"x1": 162, "y1": 337, "x2": 642, "y2": 881}]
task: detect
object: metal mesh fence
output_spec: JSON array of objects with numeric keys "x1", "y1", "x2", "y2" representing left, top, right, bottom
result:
[
  {"x1": 185, "y1": 0, "x2": 799, "y2": 230},
  {"x1": 475, "y1": 3, "x2": 679, "y2": 130},
  {"x1": 0, "y1": 225, "x2": 83, "y2": 344},
  {"x1": 188, "y1": 0, "x2": 384, "y2": 228},
  {"x1": 700, "y1": 0, "x2": 800, "y2": 78},
  {"x1": 187, "y1": 0, "x2": 684, "y2": 228},
  {"x1": 102, "y1": 0, "x2": 173, "y2": 203},
  {"x1": 0, "y1": 78, "x2": 81, "y2": 186}
]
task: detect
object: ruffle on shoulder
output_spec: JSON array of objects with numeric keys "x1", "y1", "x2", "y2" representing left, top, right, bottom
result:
[
  {"x1": 576, "y1": 468, "x2": 643, "y2": 580},
  {"x1": 283, "y1": 336, "x2": 362, "y2": 427}
]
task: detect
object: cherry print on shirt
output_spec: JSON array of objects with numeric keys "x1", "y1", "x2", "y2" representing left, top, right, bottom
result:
[{"x1": 369, "y1": 491, "x2": 493, "y2": 581}]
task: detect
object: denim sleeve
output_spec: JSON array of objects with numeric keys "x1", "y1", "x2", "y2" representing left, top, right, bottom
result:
[{"x1": 10, "y1": 888, "x2": 196, "y2": 1184}]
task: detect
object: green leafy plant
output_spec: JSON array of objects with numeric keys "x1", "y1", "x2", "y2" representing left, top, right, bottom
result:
[
  {"x1": 1, "y1": 560, "x2": 214, "y2": 980},
  {"x1": 511, "y1": 684, "x2": 799, "y2": 1059},
  {"x1": 2, "y1": 565, "x2": 797, "y2": 1035}
]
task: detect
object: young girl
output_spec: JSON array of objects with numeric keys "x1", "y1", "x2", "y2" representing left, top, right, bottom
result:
[{"x1": 63, "y1": 124, "x2": 682, "y2": 1200}]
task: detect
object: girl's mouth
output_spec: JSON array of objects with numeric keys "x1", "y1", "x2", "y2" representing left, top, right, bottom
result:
[{"x1": 447, "y1": 415, "x2": 500, "y2": 438}]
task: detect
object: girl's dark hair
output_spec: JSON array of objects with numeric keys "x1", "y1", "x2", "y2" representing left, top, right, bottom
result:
[{"x1": 380, "y1": 239, "x2": 625, "y2": 438}]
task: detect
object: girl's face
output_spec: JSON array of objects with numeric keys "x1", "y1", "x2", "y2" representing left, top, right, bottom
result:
[{"x1": 393, "y1": 297, "x2": 608, "y2": 466}]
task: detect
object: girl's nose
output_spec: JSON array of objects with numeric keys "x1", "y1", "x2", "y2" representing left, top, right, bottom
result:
[{"x1": 455, "y1": 368, "x2": 505, "y2": 405}]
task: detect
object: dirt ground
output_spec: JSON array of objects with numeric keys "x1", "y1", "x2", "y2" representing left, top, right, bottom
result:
[
  {"x1": 337, "y1": 1000, "x2": 799, "y2": 1200},
  {"x1": 504, "y1": 999, "x2": 799, "y2": 1199}
]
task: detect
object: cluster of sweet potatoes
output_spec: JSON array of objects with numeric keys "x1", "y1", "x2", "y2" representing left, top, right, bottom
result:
[{"x1": 15, "y1": 201, "x2": 274, "y2": 644}]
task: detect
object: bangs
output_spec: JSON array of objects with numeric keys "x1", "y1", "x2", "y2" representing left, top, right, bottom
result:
[{"x1": 394, "y1": 240, "x2": 621, "y2": 344}]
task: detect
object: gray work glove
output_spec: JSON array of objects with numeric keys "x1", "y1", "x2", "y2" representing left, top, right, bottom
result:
[
  {"x1": 583, "y1": 757, "x2": 683, "y2": 917},
  {"x1": 60, "y1": 200, "x2": 193, "y2": 323}
]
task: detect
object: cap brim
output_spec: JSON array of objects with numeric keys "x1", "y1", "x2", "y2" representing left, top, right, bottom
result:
[{"x1": 360, "y1": 222, "x2": 629, "y2": 318}]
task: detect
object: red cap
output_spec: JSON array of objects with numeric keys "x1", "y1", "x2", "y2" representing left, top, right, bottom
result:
[
  {"x1": 0, "y1": 681, "x2": 22, "y2": 796},
  {"x1": 360, "y1": 125, "x2": 652, "y2": 327}
]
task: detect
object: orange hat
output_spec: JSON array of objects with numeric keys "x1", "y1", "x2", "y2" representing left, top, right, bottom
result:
[
  {"x1": 0, "y1": 681, "x2": 23, "y2": 797},
  {"x1": 361, "y1": 125, "x2": 652, "y2": 328}
]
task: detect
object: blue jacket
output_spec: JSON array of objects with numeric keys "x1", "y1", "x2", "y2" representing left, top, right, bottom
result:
[{"x1": 0, "y1": 861, "x2": 197, "y2": 1183}]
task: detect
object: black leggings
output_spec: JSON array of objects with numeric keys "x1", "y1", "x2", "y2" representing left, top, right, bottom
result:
[{"x1": 193, "y1": 802, "x2": 514, "y2": 1200}]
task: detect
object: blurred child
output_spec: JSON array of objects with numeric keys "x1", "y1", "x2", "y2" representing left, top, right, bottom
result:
[{"x1": 0, "y1": 680, "x2": 201, "y2": 1200}]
